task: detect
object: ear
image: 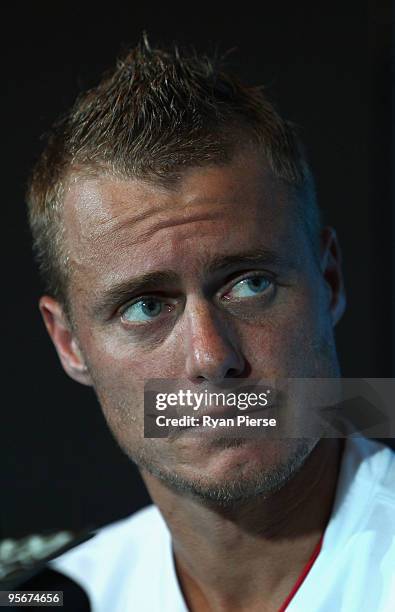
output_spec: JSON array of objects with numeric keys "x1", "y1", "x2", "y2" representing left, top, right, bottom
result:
[
  {"x1": 39, "y1": 296, "x2": 92, "y2": 386},
  {"x1": 320, "y1": 227, "x2": 346, "y2": 327}
]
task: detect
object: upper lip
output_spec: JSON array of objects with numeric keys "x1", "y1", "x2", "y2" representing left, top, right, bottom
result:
[{"x1": 145, "y1": 381, "x2": 278, "y2": 431}]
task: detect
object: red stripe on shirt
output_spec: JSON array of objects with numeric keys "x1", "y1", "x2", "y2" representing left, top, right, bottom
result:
[{"x1": 277, "y1": 534, "x2": 324, "y2": 612}]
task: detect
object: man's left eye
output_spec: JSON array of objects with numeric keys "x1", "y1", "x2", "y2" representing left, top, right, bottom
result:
[{"x1": 225, "y1": 275, "x2": 272, "y2": 299}]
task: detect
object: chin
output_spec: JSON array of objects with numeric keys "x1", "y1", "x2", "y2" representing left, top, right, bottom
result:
[{"x1": 137, "y1": 437, "x2": 317, "y2": 505}]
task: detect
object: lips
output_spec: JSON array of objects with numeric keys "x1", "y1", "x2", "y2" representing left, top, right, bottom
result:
[
  {"x1": 144, "y1": 379, "x2": 280, "y2": 440},
  {"x1": 178, "y1": 397, "x2": 277, "y2": 435}
]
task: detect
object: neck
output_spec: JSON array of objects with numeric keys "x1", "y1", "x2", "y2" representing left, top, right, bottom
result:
[{"x1": 142, "y1": 438, "x2": 344, "y2": 612}]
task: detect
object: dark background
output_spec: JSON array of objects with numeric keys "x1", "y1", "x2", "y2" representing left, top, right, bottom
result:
[{"x1": 1, "y1": 3, "x2": 393, "y2": 538}]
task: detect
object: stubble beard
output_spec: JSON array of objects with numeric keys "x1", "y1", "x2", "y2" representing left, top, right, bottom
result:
[
  {"x1": 131, "y1": 436, "x2": 319, "y2": 507},
  {"x1": 91, "y1": 377, "x2": 321, "y2": 508}
]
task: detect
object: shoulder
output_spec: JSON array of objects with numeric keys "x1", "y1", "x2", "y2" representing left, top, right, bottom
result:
[
  {"x1": 290, "y1": 439, "x2": 395, "y2": 611},
  {"x1": 341, "y1": 437, "x2": 395, "y2": 498},
  {"x1": 49, "y1": 505, "x2": 170, "y2": 609},
  {"x1": 51, "y1": 504, "x2": 166, "y2": 572},
  {"x1": 325, "y1": 437, "x2": 395, "y2": 578}
]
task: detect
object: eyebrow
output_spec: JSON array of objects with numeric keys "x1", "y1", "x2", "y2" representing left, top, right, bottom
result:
[
  {"x1": 93, "y1": 247, "x2": 289, "y2": 318},
  {"x1": 92, "y1": 271, "x2": 180, "y2": 318},
  {"x1": 203, "y1": 248, "x2": 288, "y2": 275}
]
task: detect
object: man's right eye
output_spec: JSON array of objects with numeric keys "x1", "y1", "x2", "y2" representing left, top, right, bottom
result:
[{"x1": 121, "y1": 297, "x2": 175, "y2": 325}]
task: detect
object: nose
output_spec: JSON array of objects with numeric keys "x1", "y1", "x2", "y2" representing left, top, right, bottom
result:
[{"x1": 184, "y1": 300, "x2": 247, "y2": 383}]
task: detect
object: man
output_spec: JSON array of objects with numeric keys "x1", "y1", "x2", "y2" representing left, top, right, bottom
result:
[{"x1": 25, "y1": 38, "x2": 395, "y2": 611}]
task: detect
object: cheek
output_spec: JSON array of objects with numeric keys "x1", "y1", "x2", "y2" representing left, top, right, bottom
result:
[
  {"x1": 243, "y1": 285, "x2": 335, "y2": 378},
  {"x1": 76, "y1": 325, "x2": 183, "y2": 450},
  {"x1": 78, "y1": 321, "x2": 170, "y2": 380}
]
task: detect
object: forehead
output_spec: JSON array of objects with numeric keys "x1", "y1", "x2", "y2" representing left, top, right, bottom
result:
[{"x1": 62, "y1": 151, "x2": 301, "y2": 291}]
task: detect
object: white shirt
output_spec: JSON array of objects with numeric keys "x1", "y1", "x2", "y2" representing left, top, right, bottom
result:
[{"x1": 51, "y1": 437, "x2": 395, "y2": 611}]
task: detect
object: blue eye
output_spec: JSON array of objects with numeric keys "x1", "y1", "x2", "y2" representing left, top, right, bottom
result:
[
  {"x1": 122, "y1": 298, "x2": 166, "y2": 323},
  {"x1": 227, "y1": 275, "x2": 271, "y2": 299}
]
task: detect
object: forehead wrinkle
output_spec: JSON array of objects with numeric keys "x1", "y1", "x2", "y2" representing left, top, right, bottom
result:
[
  {"x1": 74, "y1": 201, "x2": 172, "y2": 244},
  {"x1": 127, "y1": 210, "x2": 226, "y2": 247},
  {"x1": 65, "y1": 176, "x2": 177, "y2": 242},
  {"x1": 85, "y1": 206, "x2": 226, "y2": 253},
  {"x1": 65, "y1": 162, "x2": 275, "y2": 256},
  {"x1": 71, "y1": 171, "x2": 249, "y2": 237},
  {"x1": 64, "y1": 158, "x2": 297, "y2": 291}
]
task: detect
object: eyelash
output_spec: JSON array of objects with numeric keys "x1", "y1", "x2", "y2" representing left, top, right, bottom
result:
[
  {"x1": 221, "y1": 272, "x2": 274, "y2": 299},
  {"x1": 119, "y1": 296, "x2": 177, "y2": 322}
]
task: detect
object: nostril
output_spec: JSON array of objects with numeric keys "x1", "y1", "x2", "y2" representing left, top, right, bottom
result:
[
  {"x1": 227, "y1": 368, "x2": 243, "y2": 378},
  {"x1": 226, "y1": 361, "x2": 251, "y2": 379}
]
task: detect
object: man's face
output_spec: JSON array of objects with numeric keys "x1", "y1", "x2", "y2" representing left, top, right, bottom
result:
[{"x1": 42, "y1": 149, "x2": 345, "y2": 503}]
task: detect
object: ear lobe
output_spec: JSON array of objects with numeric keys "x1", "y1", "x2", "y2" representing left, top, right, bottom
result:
[
  {"x1": 39, "y1": 296, "x2": 92, "y2": 386},
  {"x1": 320, "y1": 227, "x2": 347, "y2": 327}
]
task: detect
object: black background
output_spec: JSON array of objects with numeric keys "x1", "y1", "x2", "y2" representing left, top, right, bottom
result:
[{"x1": 1, "y1": 3, "x2": 393, "y2": 538}]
